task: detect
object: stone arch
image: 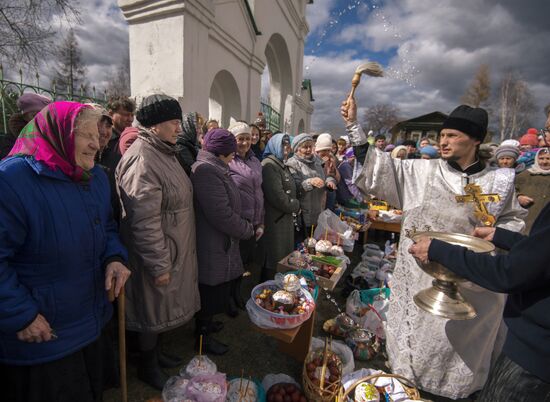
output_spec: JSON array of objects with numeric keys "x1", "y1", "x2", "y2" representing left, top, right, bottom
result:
[
  {"x1": 264, "y1": 33, "x2": 293, "y2": 126},
  {"x1": 209, "y1": 70, "x2": 242, "y2": 128},
  {"x1": 297, "y1": 118, "x2": 305, "y2": 134}
]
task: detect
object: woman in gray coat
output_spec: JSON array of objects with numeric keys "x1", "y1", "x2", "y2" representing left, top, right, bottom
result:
[
  {"x1": 286, "y1": 133, "x2": 337, "y2": 243},
  {"x1": 191, "y1": 128, "x2": 254, "y2": 355},
  {"x1": 259, "y1": 133, "x2": 301, "y2": 281},
  {"x1": 116, "y1": 95, "x2": 200, "y2": 390}
]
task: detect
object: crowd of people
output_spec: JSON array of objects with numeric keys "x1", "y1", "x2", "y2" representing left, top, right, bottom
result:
[{"x1": 0, "y1": 91, "x2": 548, "y2": 401}]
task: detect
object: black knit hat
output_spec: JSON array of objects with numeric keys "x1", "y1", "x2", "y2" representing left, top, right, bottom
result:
[
  {"x1": 441, "y1": 105, "x2": 488, "y2": 142},
  {"x1": 136, "y1": 94, "x2": 182, "y2": 127}
]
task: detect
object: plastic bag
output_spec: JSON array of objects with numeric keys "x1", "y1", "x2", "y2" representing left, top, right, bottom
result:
[
  {"x1": 261, "y1": 373, "x2": 300, "y2": 393},
  {"x1": 182, "y1": 355, "x2": 217, "y2": 378},
  {"x1": 185, "y1": 373, "x2": 227, "y2": 402},
  {"x1": 226, "y1": 378, "x2": 266, "y2": 402},
  {"x1": 246, "y1": 281, "x2": 315, "y2": 330},
  {"x1": 346, "y1": 289, "x2": 390, "y2": 339},
  {"x1": 275, "y1": 270, "x2": 320, "y2": 301},
  {"x1": 162, "y1": 375, "x2": 191, "y2": 402},
  {"x1": 342, "y1": 369, "x2": 420, "y2": 402},
  {"x1": 314, "y1": 209, "x2": 355, "y2": 252},
  {"x1": 310, "y1": 337, "x2": 355, "y2": 375}
]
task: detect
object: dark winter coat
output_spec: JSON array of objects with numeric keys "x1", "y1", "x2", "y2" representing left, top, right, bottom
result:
[
  {"x1": 229, "y1": 150, "x2": 264, "y2": 227},
  {"x1": 176, "y1": 112, "x2": 201, "y2": 176},
  {"x1": 98, "y1": 126, "x2": 123, "y2": 223},
  {"x1": 429, "y1": 201, "x2": 550, "y2": 382},
  {"x1": 191, "y1": 150, "x2": 254, "y2": 286},
  {"x1": 0, "y1": 113, "x2": 27, "y2": 159},
  {"x1": 0, "y1": 157, "x2": 127, "y2": 365},
  {"x1": 7, "y1": 112, "x2": 28, "y2": 138},
  {"x1": 514, "y1": 170, "x2": 550, "y2": 233},
  {"x1": 260, "y1": 155, "x2": 300, "y2": 270}
]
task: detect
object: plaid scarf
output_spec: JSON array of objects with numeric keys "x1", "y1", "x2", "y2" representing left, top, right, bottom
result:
[{"x1": 8, "y1": 101, "x2": 92, "y2": 182}]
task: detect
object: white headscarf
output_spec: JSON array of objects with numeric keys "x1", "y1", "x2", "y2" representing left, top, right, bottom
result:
[{"x1": 527, "y1": 148, "x2": 550, "y2": 175}]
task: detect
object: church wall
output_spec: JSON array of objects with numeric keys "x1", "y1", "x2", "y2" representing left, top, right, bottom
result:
[
  {"x1": 128, "y1": 13, "x2": 185, "y2": 102},
  {"x1": 181, "y1": 7, "x2": 211, "y2": 116},
  {"x1": 206, "y1": 38, "x2": 248, "y2": 122},
  {"x1": 120, "y1": 0, "x2": 313, "y2": 132}
]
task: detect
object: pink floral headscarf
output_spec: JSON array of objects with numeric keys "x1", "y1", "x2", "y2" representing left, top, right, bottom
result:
[{"x1": 8, "y1": 101, "x2": 92, "y2": 181}]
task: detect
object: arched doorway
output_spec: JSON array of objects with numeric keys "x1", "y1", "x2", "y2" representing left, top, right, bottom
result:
[
  {"x1": 297, "y1": 119, "x2": 305, "y2": 134},
  {"x1": 264, "y1": 33, "x2": 293, "y2": 131},
  {"x1": 209, "y1": 70, "x2": 241, "y2": 128}
]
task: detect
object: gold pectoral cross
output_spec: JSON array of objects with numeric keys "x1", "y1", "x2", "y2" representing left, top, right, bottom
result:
[{"x1": 455, "y1": 183, "x2": 501, "y2": 227}]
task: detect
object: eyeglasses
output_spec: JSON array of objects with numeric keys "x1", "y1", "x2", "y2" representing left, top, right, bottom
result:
[{"x1": 541, "y1": 128, "x2": 550, "y2": 135}]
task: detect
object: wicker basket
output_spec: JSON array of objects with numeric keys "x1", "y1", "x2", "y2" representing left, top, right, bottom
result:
[
  {"x1": 302, "y1": 338, "x2": 343, "y2": 402},
  {"x1": 338, "y1": 372, "x2": 421, "y2": 401}
]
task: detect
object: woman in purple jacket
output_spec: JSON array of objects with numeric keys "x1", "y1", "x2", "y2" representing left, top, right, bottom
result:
[
  {"x1": 191, "y1": 129, "x2": 254, "y2": 355},
  {"x1": 228, "y1": 121, "x2": 264, "y2": 312}
]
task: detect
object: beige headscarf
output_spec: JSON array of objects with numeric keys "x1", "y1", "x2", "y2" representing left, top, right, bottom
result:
[{"x1": 391, "y1": 145, "x2": 408, "y2": 159}]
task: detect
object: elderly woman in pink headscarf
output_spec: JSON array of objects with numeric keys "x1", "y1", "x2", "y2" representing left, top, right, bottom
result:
[{"x1": 0, "y1": 101, "x2": 129, "y2": 402}]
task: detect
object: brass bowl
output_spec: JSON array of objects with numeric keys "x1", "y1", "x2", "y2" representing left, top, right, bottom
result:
[{"x1": 410, "y1": 231, "x2": 495, "y2": 320}]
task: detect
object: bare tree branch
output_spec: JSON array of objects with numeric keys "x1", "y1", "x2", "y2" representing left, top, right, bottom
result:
[
  {"x1": 461, "y1": 64, "x2": 491, "y2": 109},
  {"x1": 497, "y1": 71, "x2": 536, "y2": 141},
  {"x1": 0, "y1": 1, "x2": 80, "y2": 68},
  {"x1": 362, "y1": 103, "x2": 401, "y2": 136}
]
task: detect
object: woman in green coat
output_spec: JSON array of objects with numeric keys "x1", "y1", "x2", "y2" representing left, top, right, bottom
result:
[{"x1": 259, "y1": 134, "x2": 300, "y2": 281}]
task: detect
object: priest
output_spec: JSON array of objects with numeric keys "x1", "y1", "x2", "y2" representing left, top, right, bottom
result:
[{"x1": 341, "y1": 98, "x2": 526, "y2": 399}]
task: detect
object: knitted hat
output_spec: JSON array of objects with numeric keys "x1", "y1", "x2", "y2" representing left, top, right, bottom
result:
[
  {"x1": 17, "y1": 93, "x2": 51, "y2": 114},
  {"x1": 420, "y1": 145, "x2": 438, "y2": 159},
  {"x1": 203, "y1": 128, "x2": 237, "y2": 156},
  {"x1": 291, "y1": 133, "x2": 313, "y2": 152},
  {"x1": 228, "y1": 120, "x2": 250, "y2": 137},
  {"x1": 501, "y1": 139, "x2": 520, "y2": 148},
  {"x1": 136, "y1": 94, "x2": 182, "y2": 127},
  {"x1": 495, "y1": 144, "x2": 520, "y2": 160},
  {"x1": 441, "y1": 105, "x2": 488, "y2": 142},
  {"x1": 315, "y1": 133, "x2": 333, "y2": 151},
  {"x1": 384, "y1": 144, "x2": 395, "y2": 152},
  {"x1": 519, "y1": 128, "x2": 540, "y2": 146}
]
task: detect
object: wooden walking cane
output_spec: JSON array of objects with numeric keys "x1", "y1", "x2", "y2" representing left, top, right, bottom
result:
[{"x1": 109, "y1": 279, "x2": 128, "y2": 402}]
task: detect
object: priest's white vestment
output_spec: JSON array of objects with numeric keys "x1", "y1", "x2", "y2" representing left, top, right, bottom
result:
[{"x1": 348, "y1": 123, "x2": 526, "y2": 399}]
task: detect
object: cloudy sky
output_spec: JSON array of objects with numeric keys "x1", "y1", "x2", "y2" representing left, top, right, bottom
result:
[
  {"x1": 15, "y1": 0, "x2": 550, "y2": 135},
  {"x1": 304, "y1": 0, "x2": 550, "y2": 134}
]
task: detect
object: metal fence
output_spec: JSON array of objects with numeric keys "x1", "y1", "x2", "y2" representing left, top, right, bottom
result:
[
  {"x1": 260, "y1": 101, "x2": 281, "y2": 132},
  {"x1": 0, "y1": 65, "x2": 108, "y2": 133}
]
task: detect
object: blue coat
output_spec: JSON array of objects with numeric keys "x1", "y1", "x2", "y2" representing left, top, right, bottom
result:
[{"x1": 0, "y1": 156, "x2": 127, "y2": 365}]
